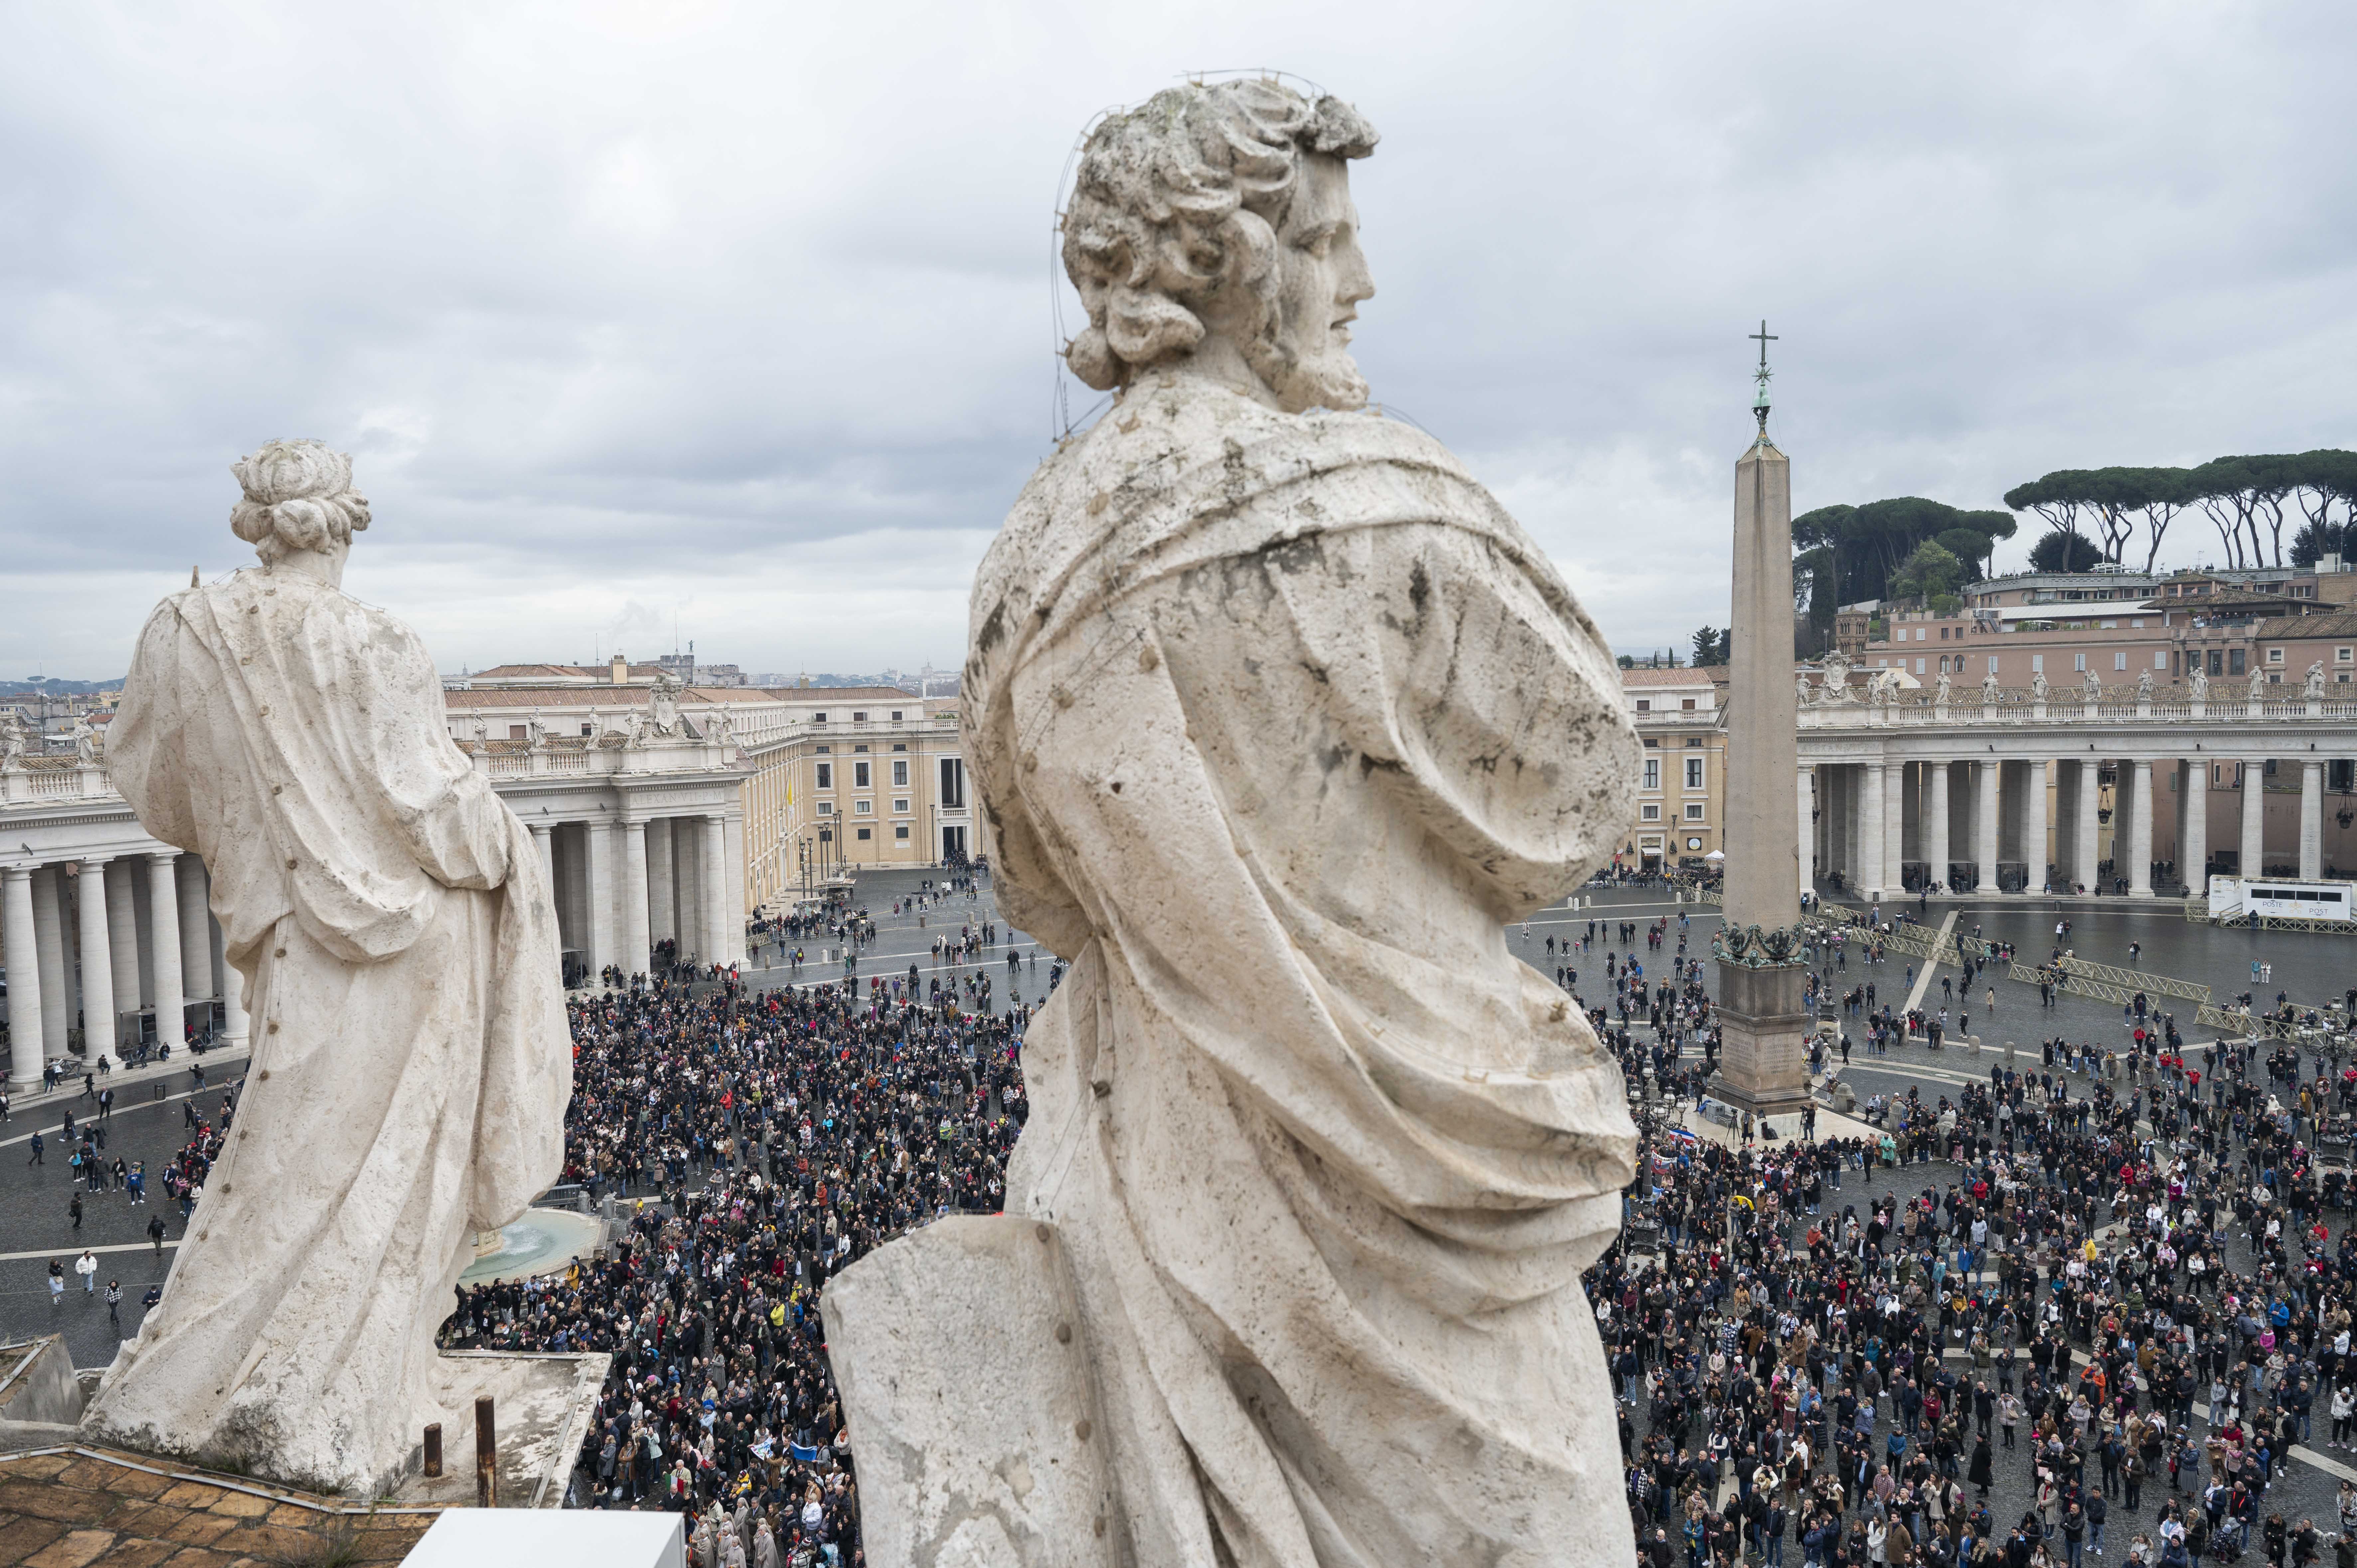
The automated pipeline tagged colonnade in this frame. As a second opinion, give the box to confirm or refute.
[0,850,244,1090]
[536,810,746,983]
[1802,751,2347,902]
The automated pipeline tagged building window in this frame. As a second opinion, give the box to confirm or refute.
[856,827,871,841]
[1685,757,1704,790]
[2339,648,2353,663]
[580,723,594,736]
[1643,759,1661,791]
[815,744,830,754]
[1680,697,1695,710]
[813,713,827,723]
[1684,802,1705,821]
[855,799,873,814]
[1635,699,1651,712]
[2114,652,2127,671]
[893,798,910,813]
[817,801,833,815]
[1915,659,1926,674]
[2268,648,2284,663]
[816,763,832,788]
[2230,648,2246,674]
[939,757,966,808]
[2032,655,2044,673]
[854,761,871,788]
[895,824,910,840]
[1641,803,1661,821]
[853,711,867,721]
[2073,654,2087,672]
[2154,650,2167,670]
[509,724,527,740]
[891,710,904,721]
[853,743,869,753]
[892,759,909,787]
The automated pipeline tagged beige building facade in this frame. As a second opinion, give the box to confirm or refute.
[1621,666,1729,868]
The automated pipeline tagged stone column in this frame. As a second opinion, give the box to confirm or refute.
[3,868,42,1088]
[2140,759,2159,891]
[703,813,729,966]
[2022,759,2050,894]
[2301,760,2324,881]
[723,813,747,965]
[104,861,139,1023]
[2242,760,2267,879]
[221,960,249,1049]
[530,821,554,886]
[176,855,214,1000]
[1859,762,1887,901]
[1977,760,2001,893]
[75,860,114,1057]
[2078,761,2103,891]
[648,818,677,944]
[146,852,185,1046]
[1898,762,1920,876]
[1928,760,1952,888]
[2183,760,2208,894]
[585,816,616,980]
[621,816,652,978]
[674,818,701,957]
[1840,766,1859,882]
[31,868,68,1064]
[1883,764,1904,895]
[1796,766,1815,904]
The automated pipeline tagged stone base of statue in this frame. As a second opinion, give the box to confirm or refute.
[78,1347,607,1506]
[821,1216,1116,1568]
[1709,959,1816,1119]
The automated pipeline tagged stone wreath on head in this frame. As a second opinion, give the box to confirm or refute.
[229,438,371,565]
[1061,77,1378,392]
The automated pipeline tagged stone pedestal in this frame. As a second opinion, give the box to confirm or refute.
[1709,959,1815,1119]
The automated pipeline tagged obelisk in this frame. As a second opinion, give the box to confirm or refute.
[1709,324,1813,1124]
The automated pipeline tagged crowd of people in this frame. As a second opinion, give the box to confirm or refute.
[434,883,1032,1564]
[1593,997,2357,1568]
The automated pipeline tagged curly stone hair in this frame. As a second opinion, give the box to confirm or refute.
[1061,78,1378,392]
[228,439,371,566]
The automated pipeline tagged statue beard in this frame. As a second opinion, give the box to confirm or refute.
[1244,329,1369,414]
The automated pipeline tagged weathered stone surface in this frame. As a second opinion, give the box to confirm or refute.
[834,76,1639,1568]
[81,441,574,1497]
[824,1218,1114,1568]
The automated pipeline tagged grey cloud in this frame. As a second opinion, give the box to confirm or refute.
[2,2,2351,675]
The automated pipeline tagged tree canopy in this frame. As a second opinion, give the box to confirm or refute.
[1792,498,2016,642]
[2003,451,2356,571]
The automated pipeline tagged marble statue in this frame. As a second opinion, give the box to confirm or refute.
[2249,666,2267,702]
[1796,670,1815,706]
[68,715,99,763]
[0,713,23,766]
[83,440,573,1495]
[830,78,1638,1568]
[2032,670,2049,702]
[1822,652,1851,698]
[2308,660,2327,699]
[2083,669,2103,702]
[2192,667,2210,701]
[1934,670,1952,705]
[2136,669,2155,702]
[1982,668,2001,702]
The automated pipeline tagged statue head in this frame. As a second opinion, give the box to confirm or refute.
[1062,78,1379,413]
[229,440,370,581]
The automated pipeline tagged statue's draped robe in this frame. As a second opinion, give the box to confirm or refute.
[966,381,1641,1567]
[85,569,570,1493]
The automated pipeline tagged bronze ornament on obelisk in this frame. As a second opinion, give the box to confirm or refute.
[1709,324,1814,1122]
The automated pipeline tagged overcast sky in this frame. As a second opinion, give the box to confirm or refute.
[4,3,2350,678]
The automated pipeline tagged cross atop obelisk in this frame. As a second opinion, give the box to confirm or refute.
[1749,320,1777,438]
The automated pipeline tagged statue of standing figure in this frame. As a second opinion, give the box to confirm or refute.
[83,441,572,1495]
[828,78,1638,1568]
